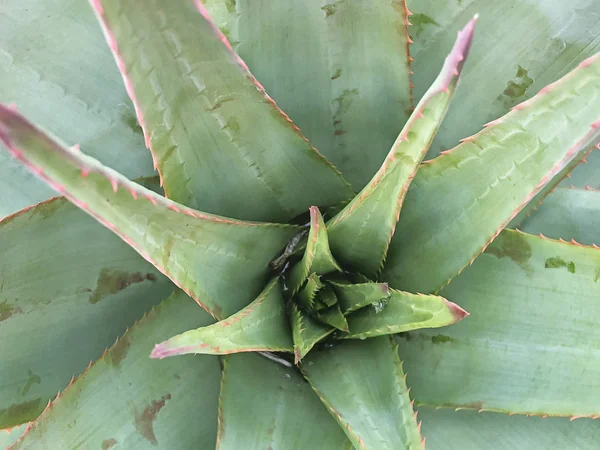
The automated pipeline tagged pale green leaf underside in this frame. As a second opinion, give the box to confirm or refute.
[342,289,466,340]
[151,278,292,358]
[0,0,155,218]
[384,53,600,294]
[216,353,351,450]
[12,291,220,449]
[0,197,173,429]
[518,188,600,246]
[206,0,412,190]
[419,407,600,450]
[302,338,423,450]
[0,106,300,319]
[327,16,476,276]
[409,0,600,174]
[92,0,352,222]
[399,230,600,417]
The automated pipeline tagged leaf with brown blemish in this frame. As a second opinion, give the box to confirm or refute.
[134,394,172,445]
[89,269,157,304]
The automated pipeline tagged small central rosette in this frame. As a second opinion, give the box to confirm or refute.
[279,206,391,362]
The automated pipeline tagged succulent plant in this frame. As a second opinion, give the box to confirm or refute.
[1,0,600,449]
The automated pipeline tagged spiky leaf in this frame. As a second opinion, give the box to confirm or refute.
[91,0,352,221]
[384,54,600,294]
[208,0,413,189]
[518,187,600,246]
[290,303,334,364]
[341,289,467,340]
[399,230,600,417]
[289,206,341,294]
[0,197,173,429]
[302,337,423,450]
[151,278,292,358]
[330,281,390,314]
[326,16,476,275]
[11,291,220,449]
[0,0,155,217]
[216,353,351,450]
[0,105,300,318]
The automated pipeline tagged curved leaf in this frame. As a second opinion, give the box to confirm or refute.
[384,53,600,294]
[0,197,173,429]
[518,187,600,246]
[398,230,600,417]
[209,0,413,190]
[91,0,352,221]
[151,278,292,358]
[11,291,220,449]
[216,353,351,450]
[326,16,476,276]
[289,206,341,294]
[290,303,334,364]
[330,281,390,314]
[0,0,155,218]
[341,289,467,340]
[302,337,423,450]
[0,105,300,319]
[409,0,600,167]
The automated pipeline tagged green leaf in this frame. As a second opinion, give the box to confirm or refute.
[302,337,423,450]
[315,303,349,332]
[408,0,600,165]
[91,0,352,222]
[330,281,390,314]
[398,230,600,417]
[418,407,600,450]
[384,53,600,294]
[341,289,466,340]
[151,278,292,358]
[289,206,341,294]
[11,291,220,449]
[295,273,323,311]
[326,16,476,276]
[208,0,413,190]
[0,0,155,218]
[216,353,352,450]
[0,105,300,319]
[0,197,174,429]
[0,424,27,449]
[518,187,600,247]
[290,303,334,364]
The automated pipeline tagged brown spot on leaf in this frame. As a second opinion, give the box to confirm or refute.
[321,3,336,17]
[334,129,346,136]
[30,198,66,220]
[0,397,42,428]
[331,68,342,80]
[108,334,131,367]
[134,394,172,445]
[486,232,532,268]
[102,438,118,450]
[0,300,22,322]
[21,369,41,395]
[89,269,157,304]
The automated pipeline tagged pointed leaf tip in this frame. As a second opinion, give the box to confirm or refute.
[446,300,469,321]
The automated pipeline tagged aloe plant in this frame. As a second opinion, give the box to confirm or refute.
[1,0,600,448]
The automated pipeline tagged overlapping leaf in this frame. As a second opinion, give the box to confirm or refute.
[91,0,352,222]
[0,196,173,429]
[10,291,221,449]
[326,16,476,275]
[205,0,413,190]
[216,353,351,450]
[398,230,600,417]
[0,0,155,218]
[384,53,600,294]
[151,278,293,358]
[0,105,300,318]
[302,338,423,450]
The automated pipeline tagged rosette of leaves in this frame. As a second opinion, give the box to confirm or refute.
[1,0,600,449]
